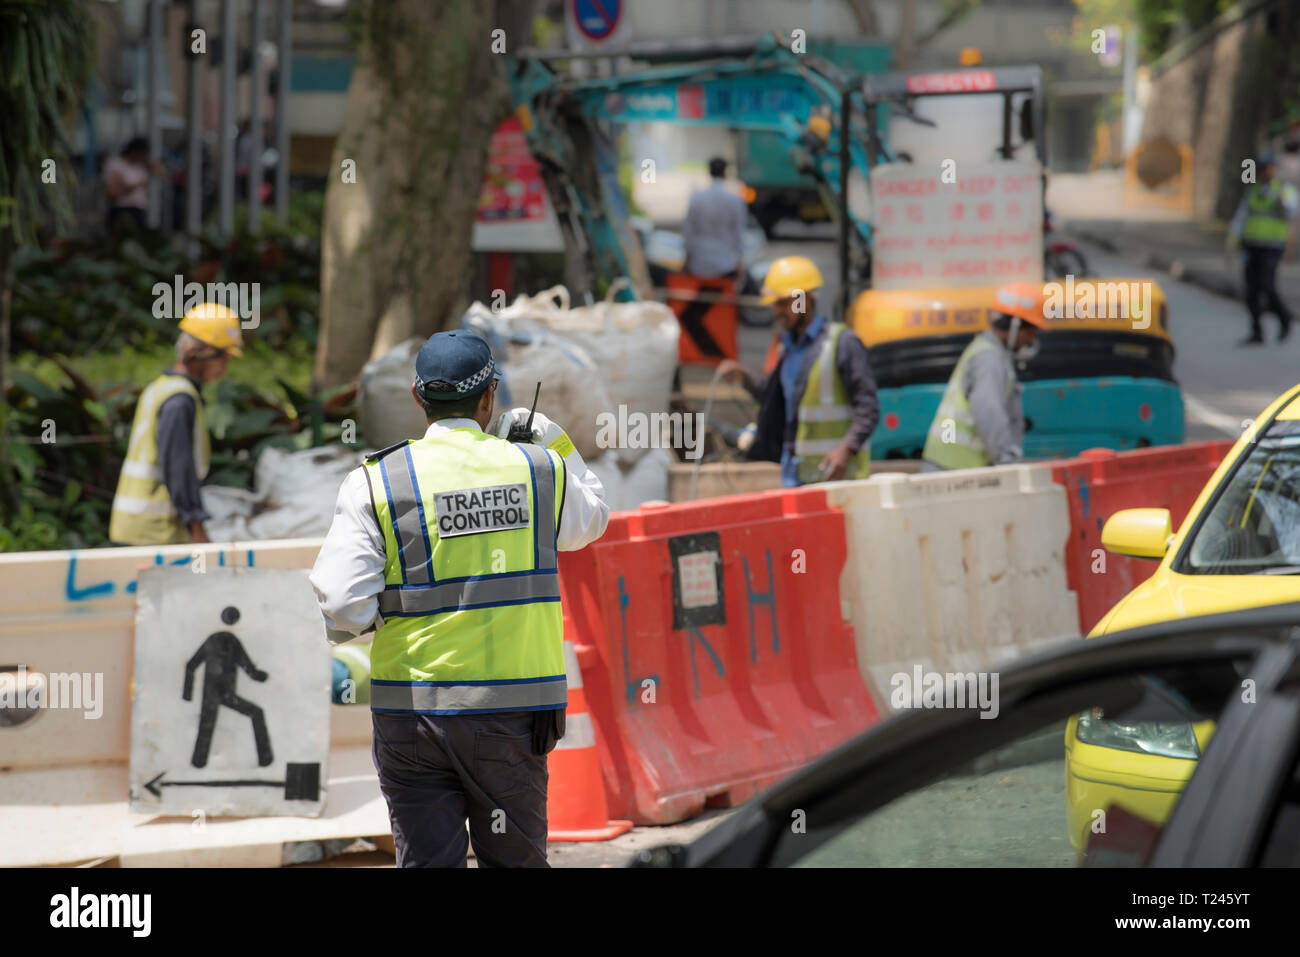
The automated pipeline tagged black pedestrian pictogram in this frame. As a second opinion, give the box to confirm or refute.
[182,606,273,768]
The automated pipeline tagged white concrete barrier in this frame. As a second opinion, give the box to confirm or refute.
[0,538,389,866]
[824,465,1080,710]
[0,539,330,770]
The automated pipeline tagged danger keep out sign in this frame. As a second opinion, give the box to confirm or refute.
[870,159,1043,290]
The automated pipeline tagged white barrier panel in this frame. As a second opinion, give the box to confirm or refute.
[0,538,396,865]
[824,465,1080,710]
[3,745,388,867]
[0,539,326,770]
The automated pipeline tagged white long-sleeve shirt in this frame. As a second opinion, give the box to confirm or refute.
[309,418,609,641]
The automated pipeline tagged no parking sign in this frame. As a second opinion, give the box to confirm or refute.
[569,0,623,46]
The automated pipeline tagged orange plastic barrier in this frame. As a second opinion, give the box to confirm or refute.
[558,487,880,825]
[547,638,633,842]
[1052,441,1235,634]
[666,272,740,365]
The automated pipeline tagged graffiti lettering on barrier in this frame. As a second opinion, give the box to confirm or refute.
[683,624,724,697]
[620,575,659,704]
[63,549,256,603]
[743,551,780,663]
[620,546,783,702]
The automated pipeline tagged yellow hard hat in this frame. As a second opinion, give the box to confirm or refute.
[179,302,244,357]
[760,256,824,305]
[806,113,832,144]
[993,282,1049,329]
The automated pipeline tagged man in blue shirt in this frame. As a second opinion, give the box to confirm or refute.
[718,257,878,485]
[682,157,747,280]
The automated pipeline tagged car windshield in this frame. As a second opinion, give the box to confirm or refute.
[1182,420,1300,574]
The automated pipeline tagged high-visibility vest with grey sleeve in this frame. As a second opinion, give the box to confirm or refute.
[921,333,1014,470]
[1242,182,1298,247]
[109,373,210,545]
[363,428,567,715]
[792,322,871,485]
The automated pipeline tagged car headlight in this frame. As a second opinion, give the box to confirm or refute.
[1075,709,1199,759]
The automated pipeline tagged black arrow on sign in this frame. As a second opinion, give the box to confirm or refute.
[142,762,320,801]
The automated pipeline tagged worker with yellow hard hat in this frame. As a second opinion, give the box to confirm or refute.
[922,282,1049,471]
[718,255,879,485]
[110,302,243,545]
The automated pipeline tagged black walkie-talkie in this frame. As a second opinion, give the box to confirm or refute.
[507,383,541,443]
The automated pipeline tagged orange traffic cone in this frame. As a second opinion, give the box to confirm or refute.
[546,638,633,842]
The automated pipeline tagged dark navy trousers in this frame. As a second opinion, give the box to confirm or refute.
[371,710,549,868]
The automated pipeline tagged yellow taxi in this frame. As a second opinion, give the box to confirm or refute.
[1065,382,1300,857]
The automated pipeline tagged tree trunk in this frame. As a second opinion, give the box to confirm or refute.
[896,0,916,69]
[314,0,534,390]
[844,0,879,37]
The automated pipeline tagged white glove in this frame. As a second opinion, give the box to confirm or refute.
[494,408,575,458]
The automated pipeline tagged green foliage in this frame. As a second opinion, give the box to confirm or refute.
[0,0,95,244]
[0,346,357,552]
[1133,0,1236,59]
[0,359,135,551]
[0,190,349,552]
[9,208,323,358]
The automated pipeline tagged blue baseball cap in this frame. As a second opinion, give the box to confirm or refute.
[414,330,502,401]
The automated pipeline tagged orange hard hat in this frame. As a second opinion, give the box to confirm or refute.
[992,282,1049,329]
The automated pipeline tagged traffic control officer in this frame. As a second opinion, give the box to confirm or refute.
[1228,150,1298,345]
[109,302,243,545]
[717,256,879,485]
[309,330,609,868]
[921,282,1048,471]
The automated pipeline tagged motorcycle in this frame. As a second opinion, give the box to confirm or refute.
[1043,208,1090,279]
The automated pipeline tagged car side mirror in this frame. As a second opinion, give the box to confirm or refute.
[1101,508,1172,560]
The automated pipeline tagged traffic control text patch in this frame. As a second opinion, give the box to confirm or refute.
[434,483,530,538]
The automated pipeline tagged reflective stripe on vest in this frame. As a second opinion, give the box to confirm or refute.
[364,431,566,714]
[1243,183,1296,247]
[370,675,566,713]
[109,374,210,545]
[792,322,871,484]
[921,334,1011,470]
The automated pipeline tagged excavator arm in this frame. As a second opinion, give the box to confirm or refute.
[507,33,882,306]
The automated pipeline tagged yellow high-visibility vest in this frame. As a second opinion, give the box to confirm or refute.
[792,322,871,485]
[109,373,210,545]
[922,334,1013,470]
[364,427,567,714]
[1243,181,1298,247]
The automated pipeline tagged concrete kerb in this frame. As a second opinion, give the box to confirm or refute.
[1073,226,1242,301]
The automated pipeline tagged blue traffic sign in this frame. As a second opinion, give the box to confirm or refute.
[573,0,621,42]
